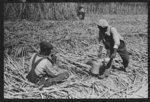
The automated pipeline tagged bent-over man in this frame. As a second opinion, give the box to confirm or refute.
[97,19,129,75]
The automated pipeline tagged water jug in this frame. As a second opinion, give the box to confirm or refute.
[90,59,104,75]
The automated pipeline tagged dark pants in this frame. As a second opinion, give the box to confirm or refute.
[78,12,85,20]
[105,40,129,68]
[37,72,69,87]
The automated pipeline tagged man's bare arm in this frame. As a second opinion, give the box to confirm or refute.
[44,68,56,78]
[45,61,56,77]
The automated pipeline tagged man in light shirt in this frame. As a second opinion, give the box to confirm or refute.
[26,41,69,87]
[97,19,129,75]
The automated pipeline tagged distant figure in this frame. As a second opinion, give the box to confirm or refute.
[26,41,69,87]
[77,6,85,20]
[97,19,129,75]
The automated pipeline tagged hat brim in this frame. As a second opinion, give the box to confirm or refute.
[97,25,108,28]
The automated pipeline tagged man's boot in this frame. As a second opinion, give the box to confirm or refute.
[98,68,111,79]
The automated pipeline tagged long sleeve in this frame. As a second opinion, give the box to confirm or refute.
[98,31,103,44]
[111,27,120,49]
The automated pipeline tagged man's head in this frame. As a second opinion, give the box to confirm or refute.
[97,19,109,32]
[79,5,84,9]
[39,41,53,56]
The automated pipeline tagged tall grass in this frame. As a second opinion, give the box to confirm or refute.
[84,2,147,15]
[4,2,147,21]
[4,3,78,20]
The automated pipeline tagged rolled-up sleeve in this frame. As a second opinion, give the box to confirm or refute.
[111,27,120,49]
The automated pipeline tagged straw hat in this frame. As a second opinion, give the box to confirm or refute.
[97,19,109,28]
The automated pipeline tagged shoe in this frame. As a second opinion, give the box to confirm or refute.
[98,68,110,79]
[98,74,108,79]
[122,68,127,72]
[89,71,99,77]
[119,66,127,72]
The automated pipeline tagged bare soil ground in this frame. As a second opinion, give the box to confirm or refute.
[4,15,148,98]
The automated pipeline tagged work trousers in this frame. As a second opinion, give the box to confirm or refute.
[37,71,69,87]
[78,12,85,20]
[104,40,129,68]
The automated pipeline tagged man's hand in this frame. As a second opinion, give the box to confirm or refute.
[110,48,117,59]
[98,44,103,58]
[45,68,56,78]
[103,57,110,65]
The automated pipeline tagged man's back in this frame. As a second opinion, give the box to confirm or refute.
[29,53,58,77]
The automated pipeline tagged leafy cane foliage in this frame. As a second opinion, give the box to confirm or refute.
[4,3,147,21]
[4,3,78,21]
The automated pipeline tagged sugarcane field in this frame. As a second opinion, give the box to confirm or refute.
[4,2,148,99]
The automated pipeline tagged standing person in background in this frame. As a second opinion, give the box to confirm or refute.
[77,6,86,20]
[97,19,129,77]
[26,41,69,87]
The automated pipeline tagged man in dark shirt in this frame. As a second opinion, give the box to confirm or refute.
[97,19,129,74]
[26,41,69,87]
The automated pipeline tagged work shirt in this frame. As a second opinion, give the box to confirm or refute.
[29,53,59,78]
[79,8,85,13]
[99,26,124,49]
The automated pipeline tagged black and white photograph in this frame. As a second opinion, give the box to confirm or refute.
[4,1,148,99]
